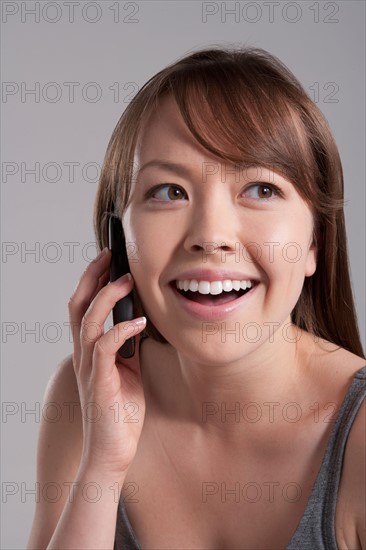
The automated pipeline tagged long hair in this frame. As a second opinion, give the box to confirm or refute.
[93,45,365,359]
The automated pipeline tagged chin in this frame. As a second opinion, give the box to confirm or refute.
[163,329,265,365]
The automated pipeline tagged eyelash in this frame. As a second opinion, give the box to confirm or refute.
[144,182,284,202]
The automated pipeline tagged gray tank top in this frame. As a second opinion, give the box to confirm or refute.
[114,364,366,550]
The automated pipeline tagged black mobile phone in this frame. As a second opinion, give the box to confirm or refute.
[108,214,135,358]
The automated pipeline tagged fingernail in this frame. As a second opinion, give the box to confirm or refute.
[134,316,146,325]
[95,247,109,260]
[116,272,132,284]
[92,247,109,263]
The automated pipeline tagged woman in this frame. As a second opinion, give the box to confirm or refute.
[27,46,365,550]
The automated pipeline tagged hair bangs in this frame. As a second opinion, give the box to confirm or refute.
[163,61,316,206]
[92,46,364,358]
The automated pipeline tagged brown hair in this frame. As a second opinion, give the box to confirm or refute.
[93,45,365,359]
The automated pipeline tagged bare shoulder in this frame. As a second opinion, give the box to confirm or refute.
[37,352,83,458]
[316,339,366,549]
[301,331,366,388]
[40,353,83,459]
[27,353,83,550]
[44,352,79,398]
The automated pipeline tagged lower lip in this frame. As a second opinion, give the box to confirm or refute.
[169,282,259,321]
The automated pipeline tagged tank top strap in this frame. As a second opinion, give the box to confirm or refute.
[286,364,366,549]
[114,365,366,550]
[114,495,142,550]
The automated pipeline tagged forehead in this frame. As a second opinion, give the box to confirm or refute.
[131,95,308,197]
[134,95,222,169]
[132,96,288,186]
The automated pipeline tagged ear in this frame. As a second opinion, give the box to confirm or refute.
[305,236,317,277]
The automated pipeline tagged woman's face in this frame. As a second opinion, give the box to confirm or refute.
[122,95,317,363]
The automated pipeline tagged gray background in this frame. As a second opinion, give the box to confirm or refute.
[1,1,365,548]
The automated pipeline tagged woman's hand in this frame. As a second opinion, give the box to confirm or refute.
[67,247,147,479]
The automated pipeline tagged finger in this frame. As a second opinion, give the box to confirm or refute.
[79,275,134,371]
[115,327,145,374]
[68,251,111,365]
[70,268,111,374]
[68,249,111,368]
[71,249,111,311]
[92,266,111,301]
[92,317,147,380]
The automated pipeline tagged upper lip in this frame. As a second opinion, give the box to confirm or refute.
[170,269,260,283]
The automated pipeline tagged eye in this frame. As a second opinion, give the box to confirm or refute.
[243,183,283,201]
[145,184,187,201]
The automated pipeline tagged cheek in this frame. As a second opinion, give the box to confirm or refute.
[123,212,174,288]
[251,214,314,280]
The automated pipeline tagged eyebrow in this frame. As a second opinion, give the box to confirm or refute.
[136,159,290,186]
[136,160,194,179]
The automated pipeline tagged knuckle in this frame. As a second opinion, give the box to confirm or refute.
[81,316,103,343]
[97,283,110,298]
[68,295,77,311]
[93,337,108,359]
[81,307,93,327]
[121,323,135,338]
[68,294,88,314]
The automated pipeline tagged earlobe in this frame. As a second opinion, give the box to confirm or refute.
[305,240,317,277]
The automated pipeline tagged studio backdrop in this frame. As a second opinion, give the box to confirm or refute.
[1,1,365,548]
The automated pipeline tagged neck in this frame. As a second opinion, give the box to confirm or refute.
[144,321,316,446]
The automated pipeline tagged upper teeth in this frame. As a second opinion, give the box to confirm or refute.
[175,279,253,295]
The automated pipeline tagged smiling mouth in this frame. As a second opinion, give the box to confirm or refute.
[170,282,256,306]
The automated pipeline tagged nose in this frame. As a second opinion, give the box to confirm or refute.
[182,191,239,257]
